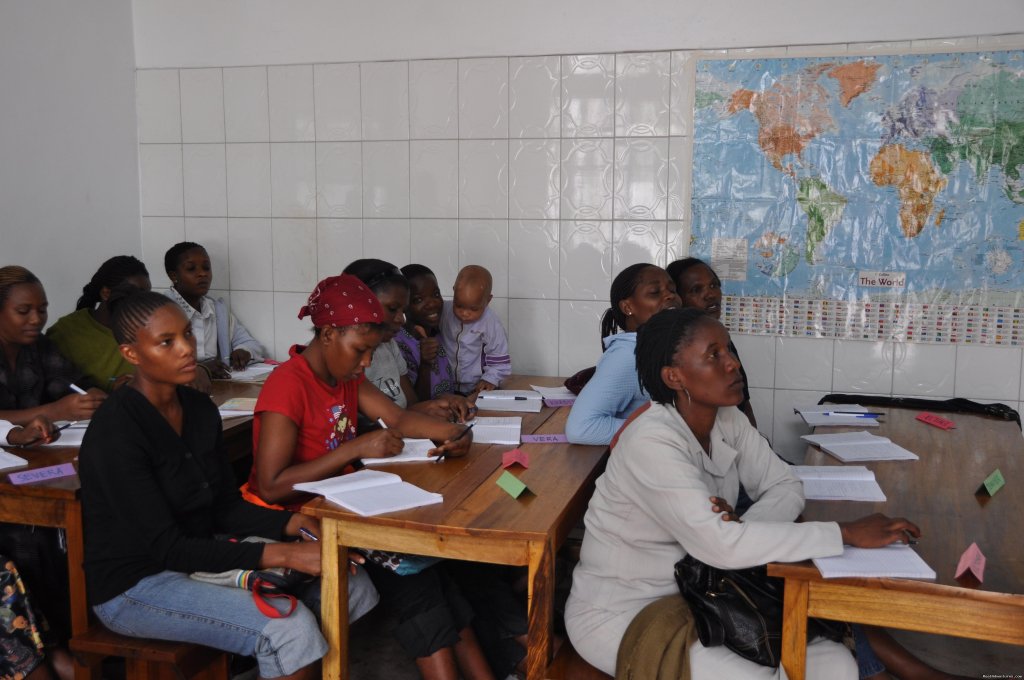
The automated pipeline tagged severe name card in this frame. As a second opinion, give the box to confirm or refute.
[476,390,543,413]
[792,465,886,502]
[916,412,955,430]
[472,417,523,445]
[8,463,76,485]
[955,542,986,583]
[496,470,529,499]
[521,433,568,444]
[502,448,529,469]
[801,431,919,462]
[813,544,936,580]
[294,469,442,516]
[795,405,881,428]
[363,438,436,465]
[530,384,577,408]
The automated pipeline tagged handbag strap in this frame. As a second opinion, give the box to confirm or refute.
[251,578,298,618]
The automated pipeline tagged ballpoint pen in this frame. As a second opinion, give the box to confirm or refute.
[822,411,884,417]
[300,527,362,567]
[69,383,88,395]
[435,421,475,463]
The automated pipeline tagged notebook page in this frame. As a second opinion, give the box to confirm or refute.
[799,478,886,502]
[792,465,875,481]
[472,417,523,445]
[39,428,87,447]
[529,385,576,399]
[799,412,880,427]
[363,438,436,465]
[294,469,400,495]
[802,431,888,447]
[477,390,541,400]
[0,449,28,471]
[813,545,936,579]
[325,482,442,516]
[823,441,918,462]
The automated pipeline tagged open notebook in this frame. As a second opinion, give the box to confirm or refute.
[801,431,918,462]
[813,544,936,580]
[294,469,442,516]
[471,417,522,445]
[792,465,886,502]
[363,438,436,465]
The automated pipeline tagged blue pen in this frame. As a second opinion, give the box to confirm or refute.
[298,527,319,541]
[435,421,475,463]
[822,411,883,418]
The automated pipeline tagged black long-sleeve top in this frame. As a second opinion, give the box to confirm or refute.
[80,385,291,604]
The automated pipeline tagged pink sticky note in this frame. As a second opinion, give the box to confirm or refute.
[8,463,76,485]
[502,448,530,469]
[955,542,986,582]
[916,412,955,430]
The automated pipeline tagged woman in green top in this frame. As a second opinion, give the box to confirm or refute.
[47,256,151,392]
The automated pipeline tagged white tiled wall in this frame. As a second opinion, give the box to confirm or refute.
[136,33,1024,459]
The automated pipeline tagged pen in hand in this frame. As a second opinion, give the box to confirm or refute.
[69,383,88,396]
[298,527,319,541]
[435,421,475,463]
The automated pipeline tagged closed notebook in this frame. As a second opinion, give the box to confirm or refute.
[813,544,936,580]
[475,391,543,413]
[293,469,442,516]
[471,417,523,445]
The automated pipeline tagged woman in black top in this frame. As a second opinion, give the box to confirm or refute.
[78,291,366,680]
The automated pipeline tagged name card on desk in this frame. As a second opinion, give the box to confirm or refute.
[521,433,568,444]
[496,470,530,499]
[502,449,529,469]
[916,412,955,430]
[8,463,76,485]
[955,542,986,583]
[543,398,575,408]
[977,468,1005,497]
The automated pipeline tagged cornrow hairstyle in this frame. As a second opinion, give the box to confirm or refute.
[76,255,150,310]
[343,258,409,295]
[400,263,435,282]
[164,241,205,275]
[109,290,176,345]
[0,266,41,308]
[600,263,658,346]
[636,307,715,405]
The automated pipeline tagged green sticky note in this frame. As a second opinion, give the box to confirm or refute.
[496,470,528,499]
[982,469,1005,496]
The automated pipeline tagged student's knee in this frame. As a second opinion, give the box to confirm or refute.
[254,604,328,678]
[348,566,379,622]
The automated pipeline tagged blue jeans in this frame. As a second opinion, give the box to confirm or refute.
[853,624,886,678]
[94,568,377,678]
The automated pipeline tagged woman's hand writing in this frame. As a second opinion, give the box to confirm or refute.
[431,424,473,459]
[51,390,105,420]
[358,428,405,459]
[839,513,921,548]
[6,416,56,446]
[229,349,252,371]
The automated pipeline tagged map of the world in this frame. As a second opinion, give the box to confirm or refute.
[691,51,1024,307]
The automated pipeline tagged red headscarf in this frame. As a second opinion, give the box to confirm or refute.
[298,274,384,327]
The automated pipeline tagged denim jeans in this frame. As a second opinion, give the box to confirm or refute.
[94,567,377,678]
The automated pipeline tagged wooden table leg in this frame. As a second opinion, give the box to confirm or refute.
[525,539,555,680]
[63,501,90,636]
[320,518,349,680]
[781,578,809,680]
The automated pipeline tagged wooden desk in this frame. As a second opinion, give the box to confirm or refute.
[768,407,1024,679]
[0,381,262,640]
[303,377,608,680]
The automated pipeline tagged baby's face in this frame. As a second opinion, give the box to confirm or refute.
[452,285,490,324]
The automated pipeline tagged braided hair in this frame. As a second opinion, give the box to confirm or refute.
[0,266,40,308]
[635,307,716,405]
[76,256,149,310]
[109,290,177,345]
[665,257,709,289]
[600,263,658,346]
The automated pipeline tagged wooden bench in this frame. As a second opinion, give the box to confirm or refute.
[70,627,230,680]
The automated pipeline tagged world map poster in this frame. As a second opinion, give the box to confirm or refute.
[690,51,1024,344]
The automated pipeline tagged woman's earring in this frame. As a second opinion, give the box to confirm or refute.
[684,388,692,406]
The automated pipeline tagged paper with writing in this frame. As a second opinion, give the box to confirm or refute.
[915,412,955,430]
[9,463,76,485]
[521,433,568,444]
[792,465,885,501]
[363,438,435,465]
[472,417,523,445]
[813,545,936,580]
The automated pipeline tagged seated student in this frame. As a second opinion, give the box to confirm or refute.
[78,291,368,680]
[47,255,151,392]
[0,266,106,644]
[667,257,757,427]
[244,274,499,680]
[163,242,264,378]
[565,307,921,677]
[342,259,472,422]
[0,266,106,424]
[394,264,458,402]
[440,265,510,394]
[0,555,74,680]
[565,263,680,445]
[0,417,57,447]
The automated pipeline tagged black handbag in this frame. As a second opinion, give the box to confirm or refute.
[674,554,845,668]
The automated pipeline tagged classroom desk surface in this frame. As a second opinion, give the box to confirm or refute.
[0,380,263,639]
[302,376,608,680]
[768,406,1024,680]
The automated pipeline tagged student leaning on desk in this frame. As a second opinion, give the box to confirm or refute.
[78,290,358,680]
[565,308,933,678]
